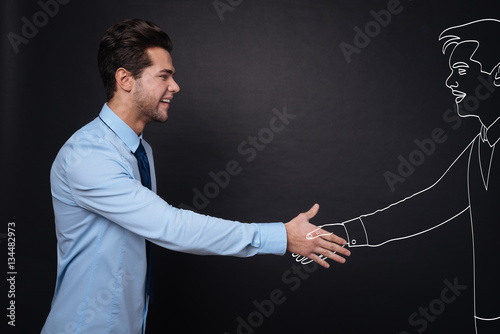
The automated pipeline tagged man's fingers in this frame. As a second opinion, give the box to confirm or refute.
[321,231,348,247]
[307,223,348,244]
[310,236,350,267]
[305,203,319,220]
[320,249,347,265]
[306,227,347,247]
[306,227,322,240]
[306,227,331,240]
[293,244,349,268]
[296,250,347,267]
[318,238,350,256]
[306,253,330,268]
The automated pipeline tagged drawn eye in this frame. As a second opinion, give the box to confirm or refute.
[458,69,467,75]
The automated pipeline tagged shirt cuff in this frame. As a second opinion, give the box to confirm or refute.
[255,222,287,255]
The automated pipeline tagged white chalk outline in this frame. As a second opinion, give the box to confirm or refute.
[293,18,500,333]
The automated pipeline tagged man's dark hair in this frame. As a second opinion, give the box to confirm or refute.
[98,19,173,101]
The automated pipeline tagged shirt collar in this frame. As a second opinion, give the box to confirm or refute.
[480,116,500,147]
[99,103,142,153]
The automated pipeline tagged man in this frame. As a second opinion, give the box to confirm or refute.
[302,18,500,333]
[41,19,350,334]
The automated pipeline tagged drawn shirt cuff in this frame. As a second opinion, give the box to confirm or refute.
[343,218,368,247]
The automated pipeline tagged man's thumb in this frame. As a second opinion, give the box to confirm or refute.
[306,203,319,219]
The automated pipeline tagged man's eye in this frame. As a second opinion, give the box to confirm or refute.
[458,69,467,75]
[160,75,167,80]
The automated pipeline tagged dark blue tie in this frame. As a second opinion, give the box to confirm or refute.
[134,141,152,191]
[133,140,154,302]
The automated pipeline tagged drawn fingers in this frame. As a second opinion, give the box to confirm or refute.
[320,230,348,247]
[306,227,327,240]
[306,224,340,240]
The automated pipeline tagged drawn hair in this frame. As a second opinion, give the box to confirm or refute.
[439,18,500,75]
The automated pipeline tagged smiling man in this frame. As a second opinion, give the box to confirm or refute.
[41,19,350,334]
[110,46,176,131]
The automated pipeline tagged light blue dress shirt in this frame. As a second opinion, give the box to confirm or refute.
[42,104,287,334]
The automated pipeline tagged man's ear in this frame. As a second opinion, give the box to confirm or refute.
[115,67,134,93]
[494,64,500,87]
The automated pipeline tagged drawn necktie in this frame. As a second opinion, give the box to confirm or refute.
[134,140,154,301]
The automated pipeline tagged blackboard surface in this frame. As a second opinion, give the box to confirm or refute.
[2,1,500,333]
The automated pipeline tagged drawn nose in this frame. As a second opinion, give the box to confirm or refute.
[445,72,458,89]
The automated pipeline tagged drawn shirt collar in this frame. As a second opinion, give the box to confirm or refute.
[480,116,500,148]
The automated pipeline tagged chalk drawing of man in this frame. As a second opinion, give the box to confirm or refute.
[298,18,500,333]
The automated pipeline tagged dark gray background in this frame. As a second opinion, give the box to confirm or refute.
[2,0,498,333]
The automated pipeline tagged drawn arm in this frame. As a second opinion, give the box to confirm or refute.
[299,137,476,262]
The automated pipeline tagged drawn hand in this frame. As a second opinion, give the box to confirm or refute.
[306,223,347,240]
[292,222,349,265]
[285,204,350,268]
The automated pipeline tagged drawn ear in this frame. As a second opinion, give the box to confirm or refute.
[494,64,500,87]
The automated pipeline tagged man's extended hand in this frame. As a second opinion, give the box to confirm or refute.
[306,222,347,241]
[285,204,350,268]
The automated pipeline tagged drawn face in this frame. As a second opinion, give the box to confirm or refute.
[445,42,483,118]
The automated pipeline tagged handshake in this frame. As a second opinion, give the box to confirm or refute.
[284,203,351,268]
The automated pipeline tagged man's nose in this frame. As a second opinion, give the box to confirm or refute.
[169,78,180,93]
